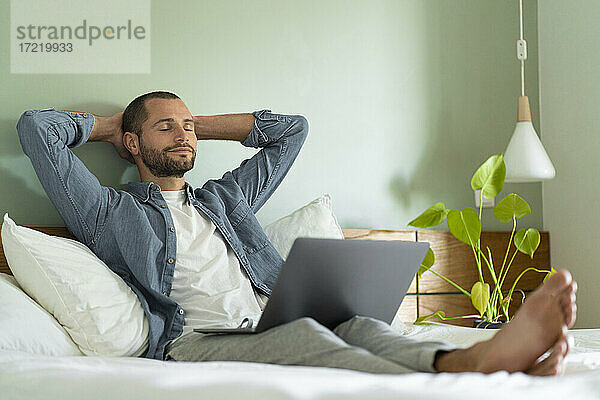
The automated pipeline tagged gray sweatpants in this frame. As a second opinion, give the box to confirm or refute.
[164,316,456,374]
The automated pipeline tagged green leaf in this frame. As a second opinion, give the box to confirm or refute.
[418,248,435,277]
[543,267,557,283]
[415,311,446,325]
[408,203,449,228]
[471,154,506,199]
[447,208,481,247]
[471,282,490,316]
[493,193,531,223]
[514,228,541,259]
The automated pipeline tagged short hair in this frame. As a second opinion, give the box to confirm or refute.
[122,91,181,137]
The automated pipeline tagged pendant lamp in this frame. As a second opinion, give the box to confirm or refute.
[503,0,555,183]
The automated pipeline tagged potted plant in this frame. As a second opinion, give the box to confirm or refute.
[408,154,555,327]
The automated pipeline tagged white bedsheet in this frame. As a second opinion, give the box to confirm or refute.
[2,321,600,400]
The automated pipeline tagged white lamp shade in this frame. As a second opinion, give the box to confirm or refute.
[504,121,556,183]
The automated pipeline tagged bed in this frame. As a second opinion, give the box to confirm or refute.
[1,321,600,400]
[1,198,600,400]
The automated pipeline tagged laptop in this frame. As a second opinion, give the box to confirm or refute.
[193,237,429,335]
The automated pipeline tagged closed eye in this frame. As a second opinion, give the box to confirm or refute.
[159,127,193,132]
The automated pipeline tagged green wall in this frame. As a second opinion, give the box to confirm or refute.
[539,0,599,328]
[0,0,541,233]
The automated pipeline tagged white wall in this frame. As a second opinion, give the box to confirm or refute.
[539,1,600,328]
[1,0,543,233]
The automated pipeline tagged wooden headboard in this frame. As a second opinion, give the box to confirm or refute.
[0,227,550,326]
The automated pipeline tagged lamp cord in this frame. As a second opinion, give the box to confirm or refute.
[519,0,525,96]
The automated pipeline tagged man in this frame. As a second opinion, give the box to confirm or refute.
[16,91,577,375]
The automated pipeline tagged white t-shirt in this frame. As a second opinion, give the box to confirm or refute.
[161,189,268,346]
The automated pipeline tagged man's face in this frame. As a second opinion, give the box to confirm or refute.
[137,98,197,178]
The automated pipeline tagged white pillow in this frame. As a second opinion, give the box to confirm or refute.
[263,194,344,259]
[1,213,149,357]
[0,272,83,356]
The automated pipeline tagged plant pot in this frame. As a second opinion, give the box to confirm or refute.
[473,319,506,329]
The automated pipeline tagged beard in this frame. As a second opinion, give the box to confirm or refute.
[139,138,196,178]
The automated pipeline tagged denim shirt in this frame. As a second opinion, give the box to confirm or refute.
[16,108,309,360]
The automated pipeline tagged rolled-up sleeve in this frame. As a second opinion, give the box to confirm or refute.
[16,108,115,248]
[229,109,309,214]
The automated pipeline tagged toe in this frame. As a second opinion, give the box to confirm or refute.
[561,295,577,327]
[528,343,564,376]
[568,304,577,328]
[546,340,567,376]
[544,269,572,293]
[559,286,577,327]
[560,290,575,308]
[557,336,568,356]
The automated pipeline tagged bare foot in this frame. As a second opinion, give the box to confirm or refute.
[526,333,569,376]
[435,269,577,373]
